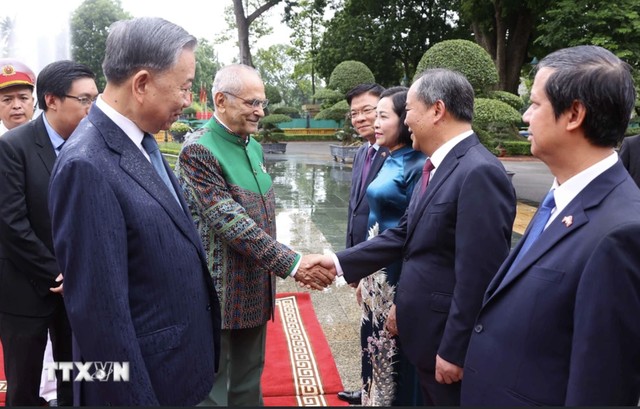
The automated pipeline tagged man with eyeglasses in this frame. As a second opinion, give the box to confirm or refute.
[176,64,334,406]
[0,58,36,136]
[0,60,97,406]
[337,83,387,405]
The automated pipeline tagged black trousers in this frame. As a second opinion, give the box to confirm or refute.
[0,304,73,406]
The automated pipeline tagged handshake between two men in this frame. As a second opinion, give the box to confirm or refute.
[293,254,339,291]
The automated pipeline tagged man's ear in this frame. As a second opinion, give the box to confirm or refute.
[44,93,58,112]
[131,70,151,104]
[213,92,226,114]
[433,100,446,122]
[566,100,586,131]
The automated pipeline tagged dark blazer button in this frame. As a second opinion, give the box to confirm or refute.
[474,324,484,333]
[206,304,211,311]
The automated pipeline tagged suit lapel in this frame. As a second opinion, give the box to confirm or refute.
[406,136,479,242]
[33,116,57,175]
[486,161,629,301]
[353,146,387,208]
[88,108,203,252]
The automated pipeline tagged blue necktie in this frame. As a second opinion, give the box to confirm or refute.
[141,134,182,206]
[502,189,556,282]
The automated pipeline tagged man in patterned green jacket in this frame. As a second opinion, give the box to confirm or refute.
[176,64,334,406]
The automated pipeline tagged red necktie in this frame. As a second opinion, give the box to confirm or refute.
[360,146,376,194]
[420,159,435,194]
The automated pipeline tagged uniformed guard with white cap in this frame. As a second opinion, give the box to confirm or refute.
[0,58,36,135]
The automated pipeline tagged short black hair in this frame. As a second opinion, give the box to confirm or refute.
[346,83,385,106]
[36,60,96,112]
[535,45,635,148]
[379,86,412,146]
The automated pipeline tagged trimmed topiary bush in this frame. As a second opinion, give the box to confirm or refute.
[473,98,522,152]
[328,61,376,94]
[264,84,282,105]
[314,100,350,121]
[490,90,525,111]
[272,106,301,118]
[415,40,498,96]
[258,114,293,143]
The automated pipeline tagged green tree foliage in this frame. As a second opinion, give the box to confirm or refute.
[316,0,467,86]
[315,100,349,121]
[193,38,221,110]
[415,40,498,96]
[253,44,311,108]
[536,0,640,74]
[460,0,551,93]
[70,0,131,91]
[284,0,327,100]
[328,60,375,94]
[0,17,13,57]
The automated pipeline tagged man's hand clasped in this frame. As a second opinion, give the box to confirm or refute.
[295,254,338,290]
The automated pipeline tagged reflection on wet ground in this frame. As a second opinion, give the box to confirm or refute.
[266,159,352,252]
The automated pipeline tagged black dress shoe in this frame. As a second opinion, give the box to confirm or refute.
[337,390,362,404]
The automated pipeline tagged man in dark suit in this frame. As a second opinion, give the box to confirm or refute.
[462,45,640,406]
[0,60,97,406]
[618,133,640,187]
[307,69,516,405]
[338,83,386,405]
[48,18,221,406]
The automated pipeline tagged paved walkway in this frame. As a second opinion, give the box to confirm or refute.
[268,141,540,399]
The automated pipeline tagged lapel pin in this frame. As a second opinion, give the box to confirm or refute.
[562,215,573,227]
[381,152,387,158]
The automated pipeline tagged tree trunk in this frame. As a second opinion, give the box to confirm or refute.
[233,0,253,66]
[232,0,282,67]
[472,2,536,94]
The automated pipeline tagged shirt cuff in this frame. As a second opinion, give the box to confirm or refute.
[289,253,302,276]
[330,253,345,277]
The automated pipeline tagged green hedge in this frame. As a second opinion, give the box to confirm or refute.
[490,91,525,111]
[501,141,532,156]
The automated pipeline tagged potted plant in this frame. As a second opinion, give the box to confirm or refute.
[169,121,192,143]
[258,114,292,154]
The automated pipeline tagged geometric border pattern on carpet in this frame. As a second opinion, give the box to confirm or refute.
[262,293,348,406]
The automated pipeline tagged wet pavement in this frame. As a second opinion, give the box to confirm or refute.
[265,141,544,398]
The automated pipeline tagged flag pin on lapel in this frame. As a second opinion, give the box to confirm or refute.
[562,215,573,227]
[381,152,387,158]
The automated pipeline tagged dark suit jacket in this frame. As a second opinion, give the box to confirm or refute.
[337,134,516,371]
[48,106,221,406]
[619,134,640,187]
[0,116,62,316]
[462,161,640,406]
[345,144,388,247]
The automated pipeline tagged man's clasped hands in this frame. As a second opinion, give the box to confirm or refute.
[293,254,338,290]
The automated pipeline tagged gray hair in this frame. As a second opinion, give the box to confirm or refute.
[212,64,262,96]
[102,17,197,85]
[413,68,474,123]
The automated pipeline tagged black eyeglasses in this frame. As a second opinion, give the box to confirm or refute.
[223,92,269,110]
[65,94,98,106]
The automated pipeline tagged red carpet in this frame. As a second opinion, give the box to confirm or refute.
[0,342,6,406]
[262,293,348,406]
